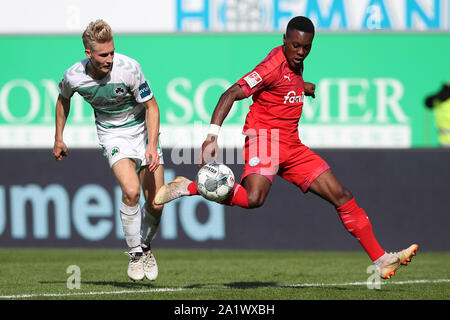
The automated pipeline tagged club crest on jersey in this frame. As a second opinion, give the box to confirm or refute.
[111,147,120,157]
[283,90,304,104]
[244,71,262,88]
[115,86,126,96]
[249,157,260,167]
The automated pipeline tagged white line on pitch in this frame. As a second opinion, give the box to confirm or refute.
[282,279,450,288]
[0,279,448,299]
[0,287,183,299]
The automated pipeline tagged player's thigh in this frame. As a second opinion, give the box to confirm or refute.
[139,164,165,211]
[308,169,352,207]
[111,158,141,204]
[279,145,329,192]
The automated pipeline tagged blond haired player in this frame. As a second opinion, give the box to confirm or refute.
[53,20,163,281]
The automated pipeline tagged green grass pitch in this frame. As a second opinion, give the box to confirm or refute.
[0,248,448,300]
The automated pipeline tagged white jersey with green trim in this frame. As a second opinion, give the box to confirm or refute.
[58,52,153,135]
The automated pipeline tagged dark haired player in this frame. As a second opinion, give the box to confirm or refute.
[156,16,418,279]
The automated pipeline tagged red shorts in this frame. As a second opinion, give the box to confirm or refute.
[241,133,330,192]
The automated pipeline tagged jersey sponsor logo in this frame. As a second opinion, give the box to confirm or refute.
[283,90,304,104]
[138,81,151,99]
[244,71,262,88]
[283,74,291,81]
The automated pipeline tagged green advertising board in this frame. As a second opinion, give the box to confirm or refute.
[0,33,448,148]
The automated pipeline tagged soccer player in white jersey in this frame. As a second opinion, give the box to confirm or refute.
[53,20,163,281]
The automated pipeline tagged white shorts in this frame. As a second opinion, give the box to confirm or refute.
[98,127,164,170]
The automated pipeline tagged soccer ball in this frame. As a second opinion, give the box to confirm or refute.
[196,162,235,202]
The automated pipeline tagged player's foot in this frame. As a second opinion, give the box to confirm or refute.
[142,249,158,281]
[125,251,145,281]
[397,244,419,265]
[154,176,192,205]
[376,244,419,279]
[376,254,401,279]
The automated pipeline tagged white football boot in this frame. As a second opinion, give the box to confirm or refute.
[154,176,192,205]
[376,244,419,279]
[142,249,158,281]
[125,251,145,281]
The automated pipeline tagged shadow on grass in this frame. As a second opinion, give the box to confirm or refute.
[38,280,355,292]
[39,280,282,291]
[181,281,279,290]
[224,281,279,289]
[223,282,348,291]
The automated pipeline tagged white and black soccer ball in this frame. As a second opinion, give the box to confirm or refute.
[196,162,235,202]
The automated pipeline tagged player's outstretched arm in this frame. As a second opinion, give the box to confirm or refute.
[143,97,161,172]
[209,84,247,126]
[53,94,71,161]
[200,84,246,165]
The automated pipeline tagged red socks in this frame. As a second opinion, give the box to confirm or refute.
[220,184,249,208]
[187,182,249,208]
[337,198,385,261]
[187,181,198,195]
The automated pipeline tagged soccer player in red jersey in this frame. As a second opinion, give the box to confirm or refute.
[155,16,418,279]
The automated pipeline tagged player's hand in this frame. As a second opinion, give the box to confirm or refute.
[145,146,160,173]
[53,140,68,161]
[199,135,219,166]
[304,82,316,98]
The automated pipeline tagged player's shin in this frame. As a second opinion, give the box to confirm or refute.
[120,202,143,253]
[220,184,249,208]
[337,198,385,262]
[140,206,161,248]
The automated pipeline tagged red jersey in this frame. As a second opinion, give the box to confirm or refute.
[236,46,305,141]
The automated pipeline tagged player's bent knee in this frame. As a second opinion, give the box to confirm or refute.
[122,187,141,206]
[247,192,266,209]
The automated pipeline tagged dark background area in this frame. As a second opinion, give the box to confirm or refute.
[0,148,448,252]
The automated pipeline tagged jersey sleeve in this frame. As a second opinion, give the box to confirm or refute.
[57,71,74,99]
[126,60,154,103]
[236,62,276,98]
